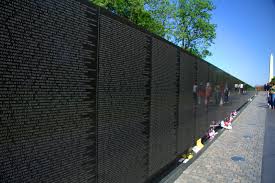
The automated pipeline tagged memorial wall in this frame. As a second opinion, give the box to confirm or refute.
[0,1,254,182]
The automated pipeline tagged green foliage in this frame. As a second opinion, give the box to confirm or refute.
[90,0,165,36]
[144,0,176,40]
[175,0,216,58]
[90,0,217,59]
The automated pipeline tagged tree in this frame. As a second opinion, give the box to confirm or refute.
[144,0,176,40]
[175,0,216,58]
[270,76,275,85]
[89,0,165,36]
[90,0,217,59]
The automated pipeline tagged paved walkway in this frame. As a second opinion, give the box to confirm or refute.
[174,92,274,183]
[261,93,275,183]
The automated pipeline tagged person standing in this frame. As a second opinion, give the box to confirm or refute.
[193,82,198,104]
[234,83,238,92]
[220,83,225,105]
[197,82,204,105]
[224,86,229,103]
[269,83,275,109]
[266,83,271,107]
[214,84,221,105]
[205,82,212,106]
[266,83,271,91]
[239,83,244,94]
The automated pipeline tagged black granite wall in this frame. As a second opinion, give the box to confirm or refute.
[97,14,150,183]
[0,0,98,182]
[0,1,254,182]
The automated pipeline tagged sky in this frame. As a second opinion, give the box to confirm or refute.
[205,0,275,86]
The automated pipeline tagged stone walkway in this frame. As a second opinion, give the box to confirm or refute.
[261,93,275,183]
[174,92,267,183]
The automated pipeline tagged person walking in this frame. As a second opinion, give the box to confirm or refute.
[269,83,275,109]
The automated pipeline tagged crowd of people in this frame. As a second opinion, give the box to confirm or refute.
[192,82,245,108]
[264,82,275,109]
[193,82,229,107]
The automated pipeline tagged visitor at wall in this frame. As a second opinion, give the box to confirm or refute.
[266,83,271,107]
[269,83,275,109]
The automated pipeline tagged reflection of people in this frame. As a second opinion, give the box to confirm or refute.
[197,82,204,104]
[240,83,244,94]
[224,86,229,103]
[214,84,221,105]
[205,82,212,105]
[234,83,238,92]
[193,82,198,104]
[220,83,224,105]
